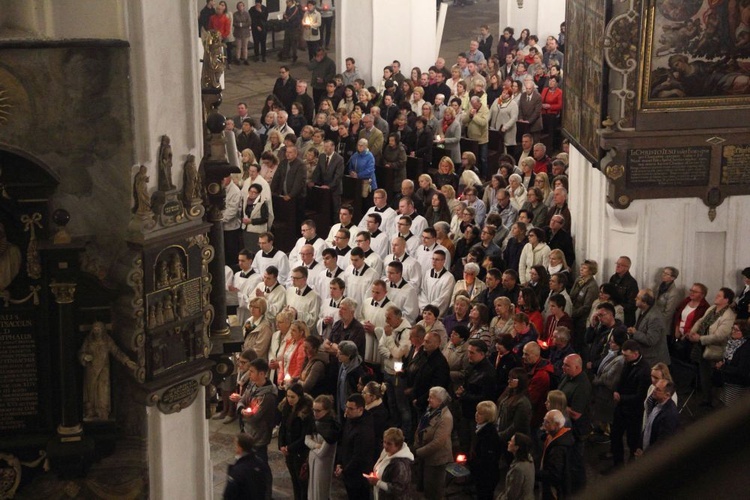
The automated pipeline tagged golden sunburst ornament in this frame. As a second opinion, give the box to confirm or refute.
[0,88,11,124]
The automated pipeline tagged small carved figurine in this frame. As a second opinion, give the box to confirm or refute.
[154,299,164,326]
[133,165,152,215]
[78,321,137,421]
[177,288,189,318]
[156,261,170,289]
[148,304,157,329]
[183,154,203,203]
[158,135,175,192]
[169,254,186,283]
[163,296,175,324]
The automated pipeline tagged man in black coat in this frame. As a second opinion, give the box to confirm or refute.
[608,340,651,470]
[547,214,575,267]
[236,118,263,160]
[311,140,344,215]
[538,409,576,499]
[407,330,450,414]
[423,68,451,104]
[223,433,271,500]
[308,48,336,107]
[476,268,505,319]
[609,256,640,327]
[335,394,375,500]
[273,66,297,111]
[295,80,316,125]
[198,0,215,33]
[638,379,680,454]
[270,145,307,227]
[456,340,498,452]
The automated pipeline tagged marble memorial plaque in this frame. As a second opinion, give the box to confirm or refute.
[626,147,711,188]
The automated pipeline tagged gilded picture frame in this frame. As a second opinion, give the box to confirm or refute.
[639,0,750,111]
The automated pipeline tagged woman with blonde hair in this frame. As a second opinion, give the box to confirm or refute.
[519,156,536,188]
[363,381,390,461]
[278,320,309,387]
[410,86,426,115]
[441,185,461,216]
[490,296,516,338]
[469,400,503,499]
[263,129,283,159]
[367,427,413,500]
[421,102,440,132]
[534,171,554,207]
[571,259,600,336]
[243,297,273,359]
[643,362,678,428]
[547,248,571,284]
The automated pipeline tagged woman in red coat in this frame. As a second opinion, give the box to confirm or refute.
[209,1,232,65]
[541,76,563,150]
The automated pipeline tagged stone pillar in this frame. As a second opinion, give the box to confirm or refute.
[336,0,439,84]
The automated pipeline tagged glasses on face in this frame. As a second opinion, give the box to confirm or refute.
[291,276,303,281]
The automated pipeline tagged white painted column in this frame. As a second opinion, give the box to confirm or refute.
[147,391,212,500]
[336,0,438,85]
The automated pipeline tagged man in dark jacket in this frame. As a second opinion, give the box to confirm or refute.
[547,214,575,267]
[308,48,336,107]
[476,268,504,319]
[280,0,302,62]
[585,302,628,370]
[198,0,215,33]
[270,145,307,227]
[273,66,297,111]
[538,409,575,499]
[311,140,344,215]
[609,256,640,326]
[638,379,680,454]
[237,358,278,498]
[236,118,262,160]
[407,331,450,414]
[223,433,271,500]
[456,340,498,452]
[335,394,375,499]
[607,340,651,470]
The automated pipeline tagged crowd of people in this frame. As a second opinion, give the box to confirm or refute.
[204,2,750,499]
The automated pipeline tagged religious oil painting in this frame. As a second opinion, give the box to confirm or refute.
[641,0,750,109]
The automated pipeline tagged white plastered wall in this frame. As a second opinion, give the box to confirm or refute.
[498,0,566,43]
[568,146,750,299]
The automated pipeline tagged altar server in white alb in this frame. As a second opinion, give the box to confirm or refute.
[228,249,263,326]
[325,204,358,248]
[251,232,290,285]
[354,231,384,277]
[313,248,346,301]
[343,247,378,317]
[331,227,353,270]
[252,265,286,326]
[384,260,419,324]
[392,197,427,240]
[393,215,421,257]
[382,235,423,290]
[358,188,397,237]
[414,227,452,273]
[359,280,391,374]
[363,212,390,259]
[418,249,455,317]
[287,244,324,288]
[288,219,328,270]
[286,266,321,335]
[317,277,345,340]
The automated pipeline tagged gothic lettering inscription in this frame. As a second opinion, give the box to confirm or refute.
[0,312,38,431]
[626,147,711,188]
[721,145,750,185]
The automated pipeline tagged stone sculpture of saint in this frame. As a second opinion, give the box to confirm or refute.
[78,321,137,421]
[157,260,170,288]
[158,135,175,191]
[132,165,152,216]
[163,295,175,323]
[154,299,164,325]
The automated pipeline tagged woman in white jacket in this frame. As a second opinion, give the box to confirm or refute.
[518,227,550,283]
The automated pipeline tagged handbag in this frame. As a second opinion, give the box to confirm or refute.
[361,179,372,198]
[299,461,309,481]
[311,28,319,37]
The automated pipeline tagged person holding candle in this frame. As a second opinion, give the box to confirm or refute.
[301,0,322,61]
[366,427,414,500]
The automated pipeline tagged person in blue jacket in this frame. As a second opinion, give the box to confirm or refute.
[347,139,378,205]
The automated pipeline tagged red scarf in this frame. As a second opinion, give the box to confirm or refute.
[442,115,454,134]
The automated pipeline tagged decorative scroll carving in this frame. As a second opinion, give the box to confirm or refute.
[603,0,640,131]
